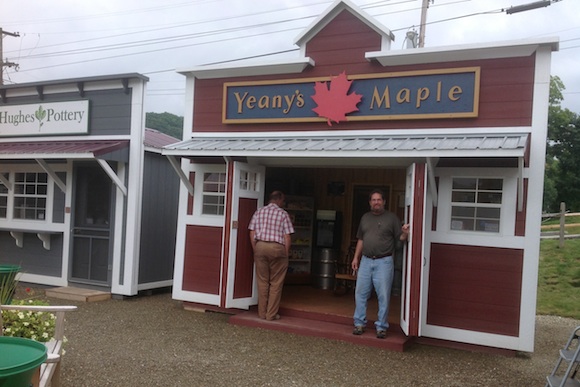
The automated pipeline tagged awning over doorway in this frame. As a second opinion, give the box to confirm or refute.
[162,133,529,159]
[0,140,130,195]
[0,140,129,161]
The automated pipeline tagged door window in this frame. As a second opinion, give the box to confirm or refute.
[239,169,259,192]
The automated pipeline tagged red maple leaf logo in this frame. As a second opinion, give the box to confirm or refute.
[312,71,362,126]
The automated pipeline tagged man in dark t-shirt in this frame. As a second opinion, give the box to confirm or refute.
[351,189,409,339]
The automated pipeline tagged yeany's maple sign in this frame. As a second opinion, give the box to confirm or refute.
[222,67,480,125]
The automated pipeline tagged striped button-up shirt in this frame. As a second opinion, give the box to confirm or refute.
[248,203,294,245]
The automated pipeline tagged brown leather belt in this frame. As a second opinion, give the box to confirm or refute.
[366,253,392,259]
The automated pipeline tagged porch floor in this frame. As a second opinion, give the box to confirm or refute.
[229,285,412,352]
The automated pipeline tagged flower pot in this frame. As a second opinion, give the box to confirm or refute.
[0,336,47,387]
[0,265,21,304]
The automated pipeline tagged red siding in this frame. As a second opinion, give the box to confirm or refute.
[190,11,535,134]
[182,225,223,294]
[233,198,257,298]
[427,243,523,336]
[304,11,382,67]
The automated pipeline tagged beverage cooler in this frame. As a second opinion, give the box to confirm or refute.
[313,210,342,289]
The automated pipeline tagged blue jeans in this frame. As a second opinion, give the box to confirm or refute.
[353,255,394,331]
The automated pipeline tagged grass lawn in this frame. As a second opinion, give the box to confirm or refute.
[538,238,580,319]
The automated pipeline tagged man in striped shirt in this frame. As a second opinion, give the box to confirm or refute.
[249,191,295,321]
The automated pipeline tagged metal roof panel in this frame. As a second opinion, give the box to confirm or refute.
[163,133,529,158]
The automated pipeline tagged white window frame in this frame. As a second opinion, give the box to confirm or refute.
[0,166,57,227]
[450,177,503,233]
[191,164,227,227]
[238,168,259,193]
[436,168,518,239]
[13,171,49,221]
[201,170,227,216]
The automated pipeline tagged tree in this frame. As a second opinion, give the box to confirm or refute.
[145,112,183,140]
[545,76,580,212]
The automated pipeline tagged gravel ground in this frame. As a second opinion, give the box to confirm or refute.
[14,288,580,386]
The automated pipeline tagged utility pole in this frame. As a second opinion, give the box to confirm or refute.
[418,0,432,48]
[1,28,20,86]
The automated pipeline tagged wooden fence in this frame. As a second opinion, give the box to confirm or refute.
[541,203,580,247]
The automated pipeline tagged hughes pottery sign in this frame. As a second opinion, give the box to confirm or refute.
[0,100,89,136]
[223,67,480,126]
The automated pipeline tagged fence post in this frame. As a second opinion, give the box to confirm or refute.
[559,202,566,248]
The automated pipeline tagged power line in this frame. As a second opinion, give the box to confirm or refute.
[2,0,577,84]
[1,28,20,85]
[3,1,328,56]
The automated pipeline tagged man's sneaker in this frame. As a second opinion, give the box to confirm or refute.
[376,330,387,339]
[352,326,365,335]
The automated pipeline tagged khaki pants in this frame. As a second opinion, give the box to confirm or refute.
[254,241,288,320]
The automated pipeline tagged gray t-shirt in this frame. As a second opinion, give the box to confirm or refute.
[356,210,402,258]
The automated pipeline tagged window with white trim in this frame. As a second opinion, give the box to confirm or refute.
[202,172,226,215]
[239,169,258,192]
[13,172,48,220]
[450,177,503,233]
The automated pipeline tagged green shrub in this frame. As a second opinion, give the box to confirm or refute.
[2,299,56,342]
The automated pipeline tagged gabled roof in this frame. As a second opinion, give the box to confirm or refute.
[177,0,395,80]
[294,0,394,48]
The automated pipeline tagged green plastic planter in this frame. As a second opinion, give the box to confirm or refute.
[0,336,47,387]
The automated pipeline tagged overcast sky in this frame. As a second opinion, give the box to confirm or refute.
[1,0,578,116]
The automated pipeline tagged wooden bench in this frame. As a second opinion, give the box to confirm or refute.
[334,273,357,295]
[335,273,357,282]
[0,304,77,387]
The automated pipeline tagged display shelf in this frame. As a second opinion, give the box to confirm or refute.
[285,196,314,283]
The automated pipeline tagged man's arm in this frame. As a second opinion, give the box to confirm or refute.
[249,230,256,251]
[284,234,292,257]
[400,224,410,241]
[351,239,364,272]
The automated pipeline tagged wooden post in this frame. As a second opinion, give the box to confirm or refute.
[559,202,566,248]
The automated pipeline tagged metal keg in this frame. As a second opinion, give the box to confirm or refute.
[314,248,336,290]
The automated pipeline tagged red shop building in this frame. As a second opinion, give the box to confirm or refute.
[163,0,557,352]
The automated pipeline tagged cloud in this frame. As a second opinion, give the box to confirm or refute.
[1,0,578,115]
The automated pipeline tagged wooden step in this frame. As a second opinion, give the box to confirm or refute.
[229,310,413,352]
[45,287,111,302]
